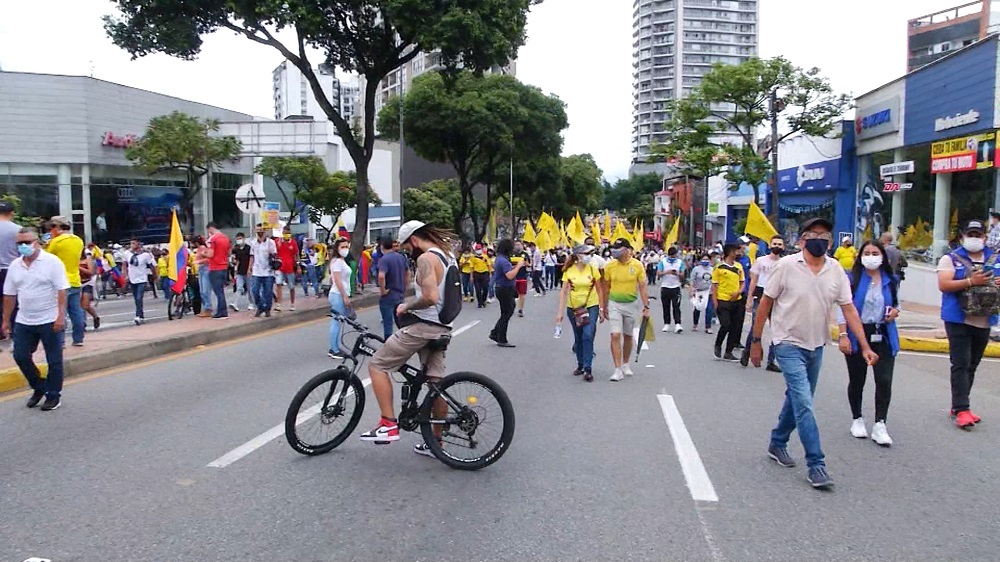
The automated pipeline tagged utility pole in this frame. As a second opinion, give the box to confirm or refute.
[768,88,783,219]
[398,70,406,222]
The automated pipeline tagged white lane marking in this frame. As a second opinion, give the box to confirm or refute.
[899,350,1000,363]
[208,378,373,468]
[657,394,719,503]
[645,364,655,368]
[206,321,478,469]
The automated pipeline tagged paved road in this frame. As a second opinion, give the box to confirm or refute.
[2,287,999,562]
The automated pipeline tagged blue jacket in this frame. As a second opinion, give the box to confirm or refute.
[941,247,999,327]
[847,269,900,357]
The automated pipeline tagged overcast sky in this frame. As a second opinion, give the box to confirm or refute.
[0,0,965,181]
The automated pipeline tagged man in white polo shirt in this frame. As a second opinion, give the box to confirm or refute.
[3,227,69,411]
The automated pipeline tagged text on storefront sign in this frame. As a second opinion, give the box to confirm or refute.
[934,110,980,132]
[879,161,915,178]
[101,131,139,148]
[930,130,997,174]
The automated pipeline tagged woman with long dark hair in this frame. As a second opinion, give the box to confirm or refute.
[327,237,353,358]
[489,239,527,347]
[837,239,900,446]
[555,244,603,381]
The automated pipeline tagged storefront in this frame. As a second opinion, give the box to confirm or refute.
[767,121,857,246]
[0,71,254,243]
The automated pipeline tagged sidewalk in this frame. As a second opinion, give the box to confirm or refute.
[0,286,383,393]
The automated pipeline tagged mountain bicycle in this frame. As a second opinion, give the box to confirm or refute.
[284,314,515,470]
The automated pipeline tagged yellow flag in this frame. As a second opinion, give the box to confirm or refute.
[558,219,568,247]
[745,202,778,241]
[535,229,553,252]
[613,219,631,243]
[747,240,759,265]
[487,207,497,243]
[633,220,645,250]
[663,218,679,248]
[522,221,537,243]
[538,212,557,234]
[590,219,601,245]
[567,212,586,244]
[603,210,611,240]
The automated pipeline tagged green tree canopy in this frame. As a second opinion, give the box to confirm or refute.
[402,179,482,238]
[298,171,382,243]
[255,156,329,219]
[104,0,538,256]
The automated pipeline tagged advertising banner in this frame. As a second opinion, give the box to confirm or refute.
[261,202,281,229]
[930,131,998,174]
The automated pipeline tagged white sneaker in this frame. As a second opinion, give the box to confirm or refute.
[621,364,634,377]
[674,324,683,334]
[133,316,141,326]
[229,303,238,312]
[662,325,670,333]
[850,417,868,439]
[609,368,624,382]
[871,422,893,447]
[248,304,256,311]
[705,328,713,334]
[275,303,282,311]
[290,305,296,311]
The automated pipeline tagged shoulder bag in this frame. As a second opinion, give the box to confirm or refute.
[571,267,596,326]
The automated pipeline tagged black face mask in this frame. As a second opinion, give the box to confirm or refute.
[804,239,828,257]
[770,246,783,255]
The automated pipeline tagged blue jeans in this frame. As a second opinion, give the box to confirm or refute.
[198,267,212,313]
[131,281,147,318]
[209,270,228,317]
[234,274,251,309]
[251,275,274,312]
[161,277,172,299]
[769,343,826,469]
[379,295,402,341]
[329,292,347,353]
[461,272,473,298]
[567,305,599,370]
[301,264,319,295]
[65,287,85,344]
[13,322,64,399]
[743,297,776,364]
[704,297,714,328]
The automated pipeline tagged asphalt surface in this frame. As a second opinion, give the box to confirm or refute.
[2,284,999,562]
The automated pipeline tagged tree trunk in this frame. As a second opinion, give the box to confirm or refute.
[351,162,371,258]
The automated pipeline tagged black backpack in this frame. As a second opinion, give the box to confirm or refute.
[429,248,463,325]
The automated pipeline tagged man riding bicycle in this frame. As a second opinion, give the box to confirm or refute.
[360,220,456,456]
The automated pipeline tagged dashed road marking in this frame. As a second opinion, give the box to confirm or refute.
[657,394,719,503]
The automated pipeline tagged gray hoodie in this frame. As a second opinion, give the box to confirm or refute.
[689,262,714,292]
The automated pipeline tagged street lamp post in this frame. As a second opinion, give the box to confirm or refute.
[768,88,784,219]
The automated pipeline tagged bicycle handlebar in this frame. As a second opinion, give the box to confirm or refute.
[332,313,367,333]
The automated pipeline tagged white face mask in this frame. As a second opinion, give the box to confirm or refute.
[860,255,883,271]
[963,237,985,253]
[338,248,349,258]
[578,254,592,265]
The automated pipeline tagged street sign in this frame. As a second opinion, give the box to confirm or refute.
[235,184,265,215]
[883,182,912,192]
[879,161,915,179]
[261,201,280,229]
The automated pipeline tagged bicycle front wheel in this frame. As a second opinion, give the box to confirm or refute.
[420,371,515,470]
[285,367,366,455]
[168,292,185,320]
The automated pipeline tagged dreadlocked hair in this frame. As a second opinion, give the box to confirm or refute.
[413,225,457,258]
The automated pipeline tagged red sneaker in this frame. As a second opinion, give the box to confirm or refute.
[359,417,400,443]
[969,411,982,424]
[955,410,976,429]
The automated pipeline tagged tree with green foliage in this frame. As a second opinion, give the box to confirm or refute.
[299,171,381,243]
[649,56,850,212]
[104,0,538,257]
[124,111,241,231]
[401,179,482,238]
[378,70,566,238]
[603,173,662,224]
[255,156,329,221]
[0,195,42,229]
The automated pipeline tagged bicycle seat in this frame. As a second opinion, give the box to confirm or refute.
[426,335,452,352]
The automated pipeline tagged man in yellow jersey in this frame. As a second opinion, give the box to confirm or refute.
[458,246,475,302]
[833,235,856,270]
[45,216,86,346]
[470,244,492,308]
[711,243,746,361]
[600,238,649,382]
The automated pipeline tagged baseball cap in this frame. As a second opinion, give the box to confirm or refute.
[397,220,426,243]
[47,215,71,228]
[739,235,751,245]
[612,237,633,250]
[799,217,833,234]
[965,220,986,234]
[0,202,14,214]
[573,244,595,255]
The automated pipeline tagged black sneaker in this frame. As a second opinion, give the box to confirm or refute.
[807,467,834,490]
[739,346,750,367]
[573,366,584,377]
[264,311,272,318]
[93,317,101,330]
[722,352,739,362]
[767,446,796,468]
[583,368,593,382]
[517,310,524,318]
[40,396,61,411]
[714,344,722,359]
[497,342,516,348]
[488,331,498,343]
[766,362,782,373]
[26,389,44,408]
[254,309,263,318]
[414,442,436,458]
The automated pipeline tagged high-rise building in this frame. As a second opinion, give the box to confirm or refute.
[631,0,758,170]
[272,61,360,131]
[907,1,999,72]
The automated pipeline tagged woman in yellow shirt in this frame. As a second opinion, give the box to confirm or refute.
[556,244,604,381]
[458,248,475,302]
[470,245,492,308]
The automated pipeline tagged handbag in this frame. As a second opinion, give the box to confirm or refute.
[571,271,596,326]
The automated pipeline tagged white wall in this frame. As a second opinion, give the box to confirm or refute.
[777,132,842,169]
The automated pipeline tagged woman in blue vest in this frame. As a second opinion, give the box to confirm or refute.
[937,220,999,430]
[837,239,900,447]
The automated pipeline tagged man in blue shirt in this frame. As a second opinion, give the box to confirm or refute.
[376,234,410,340]
[489,239,527,347]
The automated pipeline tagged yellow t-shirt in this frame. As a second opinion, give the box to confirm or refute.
[563,263,601,309]
[712,262,745,302]
[471,255,491,273]
[603,257,645,303]
[834,246,857,270]
[47,233,84,287]
[104,251,116,268]
[459,253,474,274]
[315,244,326,264]
[157,256,168,277]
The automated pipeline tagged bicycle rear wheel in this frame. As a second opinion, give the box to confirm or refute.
[168,292,186,320]
[285,367,366,455]
[420,371,515,470]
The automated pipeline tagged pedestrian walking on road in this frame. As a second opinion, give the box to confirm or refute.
[4,227,69,411]
[275,229,299,312]
[544,249,557,289]
[194,236,213,316]
[837,240,900,446]
[0,202,20,339]
[328,237,353,358]
[231,232,252,311]
[556,244,603,382]
[601,238,649,382]
[79,248,100,330]
[657,246,685,333]
[511,242,530,317]
[711,244,746,361]
[122,238,156,325]
[470,245,491,308]
[205,222,231,319]
[879,232,908,281]
[45,216,86,346]
[740,235,784,371]
[688,254,713,333]
[937,220,1000,429]
[248,225,277,318]
[459,246,474,303]
[529,242,546,297]
[489,239,526,348]
[749,217,877,490]
[377,234,410,340]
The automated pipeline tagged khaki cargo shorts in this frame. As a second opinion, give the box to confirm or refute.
[608,300,639,335]
[370,321,451,379]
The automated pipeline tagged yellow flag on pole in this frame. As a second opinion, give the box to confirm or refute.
[633,220,645,250]
[613,220,631,243]
[745,201,779,241]
[590,219,602,245]
[603,211,612,240]
[535,229,553,252]
[663,218,680,248]
[567,212,586,244]
[537,212,557,234]
[747,240,759,265]
[522,221,537,243]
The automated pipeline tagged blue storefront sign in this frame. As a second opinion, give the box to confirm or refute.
[904,35,998,146]
[776,159,841,194]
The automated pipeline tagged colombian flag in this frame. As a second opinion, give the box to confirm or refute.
[167,209,189,294]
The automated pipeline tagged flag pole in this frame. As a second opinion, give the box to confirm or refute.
[509,159,514,236]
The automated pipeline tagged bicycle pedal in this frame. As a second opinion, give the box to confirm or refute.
[374,440,392,445]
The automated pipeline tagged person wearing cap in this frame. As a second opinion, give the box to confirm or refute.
[377,233,410,340]
[45,216,86,346]
[556,244,604,381]
[834,235,857,271]
[601,237,649,382]
[987,211,1000,252]
[937,219,1000,429]
[0,201,21,334]
[749,217,877,490]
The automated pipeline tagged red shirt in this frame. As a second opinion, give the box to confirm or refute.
[208,232,231,271]
[277,239,298,274]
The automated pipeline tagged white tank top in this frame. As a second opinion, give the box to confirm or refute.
[411,247,454,327]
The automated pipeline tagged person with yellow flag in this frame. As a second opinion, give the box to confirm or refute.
[739,234,785,372]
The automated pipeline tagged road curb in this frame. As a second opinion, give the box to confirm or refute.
[826,326,1000,358]
[0,291,384,395]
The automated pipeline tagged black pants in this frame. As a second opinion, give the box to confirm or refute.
[491,286,517,344]
[646,266,657,286]
[714,298,745,353]
[660,286,682,325]
[945,321,991,413]
[473,272,490,306]
[531,270,546,295]
[845,327,895,422]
